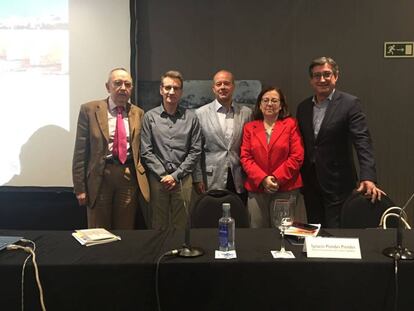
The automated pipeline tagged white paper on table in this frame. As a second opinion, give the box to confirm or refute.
[215,250,237,259]
[271,250,295,259]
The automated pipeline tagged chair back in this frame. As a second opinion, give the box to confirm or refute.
[340,190,397,228]
[191,189,248,228]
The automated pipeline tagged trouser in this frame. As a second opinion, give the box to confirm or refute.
[302,164,352,228]
[247,190,299,228]
[88,162,139,229]
[150,174,193,230]
[226,168,247,205]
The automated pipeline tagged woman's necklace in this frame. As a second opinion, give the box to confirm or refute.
[263,120,275,134]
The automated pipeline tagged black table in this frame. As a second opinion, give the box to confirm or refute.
[1,228,413,311]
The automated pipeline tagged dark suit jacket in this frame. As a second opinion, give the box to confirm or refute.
[72,99,150,208]
[296,90,377,198]
[240,118,304,192]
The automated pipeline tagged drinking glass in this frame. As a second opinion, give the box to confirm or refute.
[272,199,294,252]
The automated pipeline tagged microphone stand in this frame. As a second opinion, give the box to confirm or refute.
[383,192,414,260]
[177,180,204,258]
[177,216,204,257]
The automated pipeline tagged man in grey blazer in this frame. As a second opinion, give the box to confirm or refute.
[73,68,150,229]
[296,57,385,227]
[193,70,252,202]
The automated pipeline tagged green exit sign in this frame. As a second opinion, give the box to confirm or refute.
[384,42,414,58]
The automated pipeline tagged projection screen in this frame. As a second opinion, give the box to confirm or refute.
[0,0,130,187]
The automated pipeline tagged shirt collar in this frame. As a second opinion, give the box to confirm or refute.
[312,89,335,106]
[108,97,128,112]
[214,99,233,113]
[159,103,183,117]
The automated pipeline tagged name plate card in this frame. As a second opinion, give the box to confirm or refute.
[305,237,361,259]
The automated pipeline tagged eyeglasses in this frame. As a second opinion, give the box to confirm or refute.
[162,85,182,92]
[113,80,133,88]
[261,98,280,105]
[311,71,334,80]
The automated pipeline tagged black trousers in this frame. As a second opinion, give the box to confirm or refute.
[301,164,352,228]
[226,168,247,206]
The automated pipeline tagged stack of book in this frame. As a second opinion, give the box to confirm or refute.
[72,228,121,246]
[285,222,321,238]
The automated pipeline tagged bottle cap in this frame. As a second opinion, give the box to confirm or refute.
[222,203,231,211]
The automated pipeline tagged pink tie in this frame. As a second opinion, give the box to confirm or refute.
[113,106,127,164]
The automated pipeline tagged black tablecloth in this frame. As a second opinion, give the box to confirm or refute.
[1,228,413,311]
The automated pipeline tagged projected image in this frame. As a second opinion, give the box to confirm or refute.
[0,0,68,185]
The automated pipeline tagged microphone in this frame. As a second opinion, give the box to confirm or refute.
[176,179,204,258]
[383,192,414,260]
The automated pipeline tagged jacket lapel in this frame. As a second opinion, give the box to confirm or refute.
[302,99,315,145]
[268,119,286,150]
[127,103,137,140]
[316,91,340,142]
[96,100,109,142]
[230,104,241,147]
[252,121,268,150]
[208,102,228,147]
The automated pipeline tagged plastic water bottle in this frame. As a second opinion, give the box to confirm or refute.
[218,203,235,251]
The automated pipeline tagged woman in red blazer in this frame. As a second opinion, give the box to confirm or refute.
[240,86,304,227]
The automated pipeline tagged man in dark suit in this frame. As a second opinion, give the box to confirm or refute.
[72,68,150,229]
[296,57,385,227]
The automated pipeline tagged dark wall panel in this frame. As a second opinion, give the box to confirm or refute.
[134,0,414,219]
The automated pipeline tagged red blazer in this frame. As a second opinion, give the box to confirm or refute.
[240,117,304,192]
